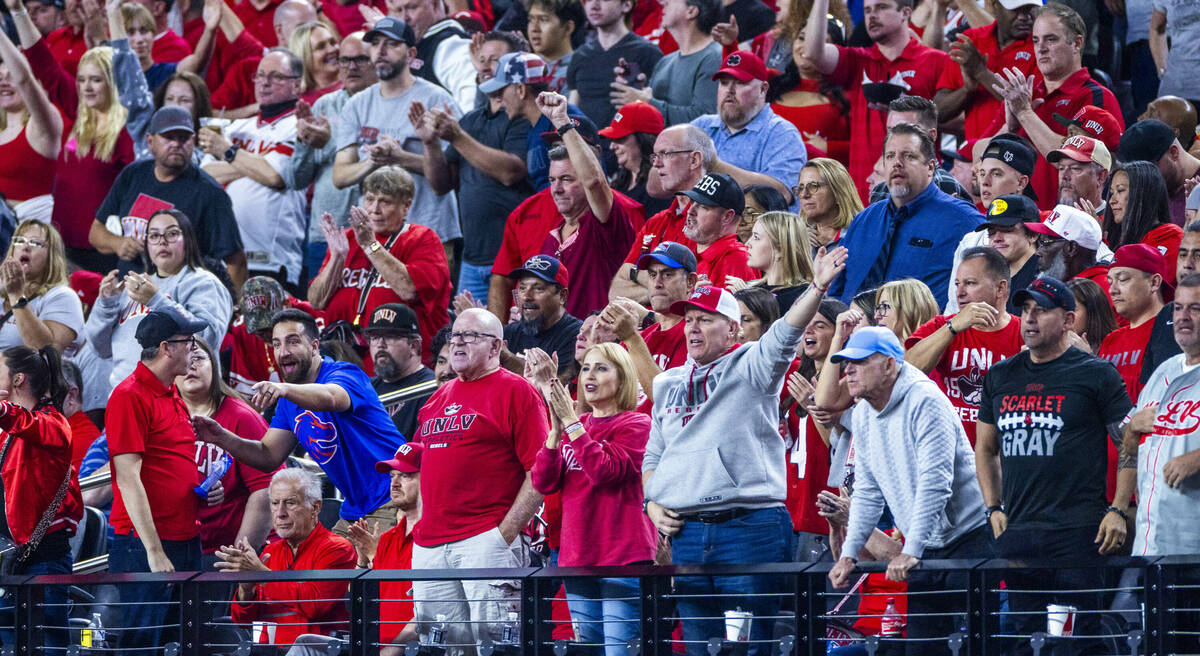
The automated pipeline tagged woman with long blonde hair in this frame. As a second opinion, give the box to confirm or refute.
[796,158,861,250]
[729,211,814,311]
[289,21,342,103]
[0,220,85,353]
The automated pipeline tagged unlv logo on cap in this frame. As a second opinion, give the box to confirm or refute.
[726,54,741,66]
[1064,135,1089,148]
[1083,120,1103,134]
[373,307,397,323]
[524,256,552,270]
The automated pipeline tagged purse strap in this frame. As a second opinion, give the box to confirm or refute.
[353,229,405,326]
[0,426,73,562]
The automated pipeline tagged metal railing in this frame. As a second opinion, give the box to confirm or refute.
[1,557,1196,656]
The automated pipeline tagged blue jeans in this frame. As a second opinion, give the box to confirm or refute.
[669,506,793,656]
[108,534,202,656]
[564,577,640,656]
[457,261,492,306]
[0,550,72,650]
[306,240,328,285]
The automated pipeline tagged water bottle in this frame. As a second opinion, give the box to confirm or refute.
[501,611,519,644]
[430,613,447,645]
[194,452,232,497]
[880,598,902,637]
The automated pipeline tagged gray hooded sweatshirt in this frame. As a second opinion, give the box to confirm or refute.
[85,265,232,393]
[840,361,986,559]
[642,318,802,513]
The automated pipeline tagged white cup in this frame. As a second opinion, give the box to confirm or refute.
[1046,604,1077,637]
[252,620,278,644]
[724,610,752,642]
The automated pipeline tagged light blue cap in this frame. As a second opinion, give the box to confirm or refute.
[830,326,905,363]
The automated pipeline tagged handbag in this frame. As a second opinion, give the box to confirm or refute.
[0,432,73,576]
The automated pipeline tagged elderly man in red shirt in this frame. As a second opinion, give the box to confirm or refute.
[219,467,357,648]
[679,173,757,287]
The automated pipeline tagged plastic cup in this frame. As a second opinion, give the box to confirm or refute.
[724,610,752,642]
[252,620,278,644]
[1046,604,1077,637]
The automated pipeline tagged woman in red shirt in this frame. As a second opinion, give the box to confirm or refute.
[0,344,84,651]
[767,20,850,164]
[528,343,656,656]
[0,26,60,222]
[1103,161,1184,285]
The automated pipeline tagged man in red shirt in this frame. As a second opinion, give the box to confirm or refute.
[991,3,1124,209]
[1098,245,1167,402]
[412,308,548,650]
[44,0,86,76]
[934,0,1038,142]
[803,0,950,201]
[308,166,450,366]
[106,308,205,654]
[905,246,1024,445]
[231,0,286,46]
[609,123,709,304]
[679,172,757,287]
[220,468,357,647]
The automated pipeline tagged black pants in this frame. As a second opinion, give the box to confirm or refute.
[994,525,1111,656]
[904,524,994,656]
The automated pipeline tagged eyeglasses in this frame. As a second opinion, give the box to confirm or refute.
[1036,236,1066,249]
[253,72,301,84]
[742,209,763,222]
[338,56,371,68]
[367,333,414,345]
[147,229,183,245]
[165,336,197,347]
[649,150,693,164]
[10,237,46,249]
[874,302,893,316]
[449,331,500,344]
[791,181,827,198]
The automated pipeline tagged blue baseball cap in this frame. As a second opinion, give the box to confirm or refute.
[508,254,570,287]
[636,241,697,273]
[830,326,905,364]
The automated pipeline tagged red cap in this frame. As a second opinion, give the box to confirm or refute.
[70,270,102,309]
[1047,134,1112,170]
[598,101,665,139]
[1054,105,1122,152]
[451,10,487,32]
[376,442,423,473]
[1111,243,1167,279]
[711,50,779,83]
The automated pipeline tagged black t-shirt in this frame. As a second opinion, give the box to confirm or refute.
[1006,254,1040,315]
[566,31,663,129]
[719,0,777,43]
[978,347,1131,529]
[620,179,671,217]
[765,282,807,314]
[95,160,243,264]
[503,312,584,375]
[1139,302,1180,386]
[373,366,437,439]
[446,106,533,266]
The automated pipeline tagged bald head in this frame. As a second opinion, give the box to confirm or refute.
[455,308,503,339]
[449,309,504,381]
[274,0,318,45]
[1143,96,1198,147]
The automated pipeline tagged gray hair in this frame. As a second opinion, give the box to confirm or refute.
[265,46,304,78]
[679,124,716,171]
[270,468,322,507]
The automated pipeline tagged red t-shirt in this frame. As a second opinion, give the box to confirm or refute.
[374,517,415,645]
[182,22,264,111]
[320,0,386,38]
[1097,318,1152,499]
[196,397,277,553]
[227,321,279,396]
[230,523,356,645]
[69,411,101,475]
[232,0,285,47]
[784,411,834,535]
[152,29,192,63]
[829,38,950,202]
[635,320,687,414]
[1142,223,1184,286]
[623,198,696,265]
[321,223,450,366]
[541,201,638,318]
[906,313,1024,445]
[697,233,758,288]
[107,363,201,541]
[934,23,1036,141]
[46,26,86,77]
[0,403,84,544]
[412,368,549,546]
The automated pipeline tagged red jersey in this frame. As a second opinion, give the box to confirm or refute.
[541,201,638,318]
[46,26,86,77]
[196,397,277,553]
[413,368,549,546]
[1098,318,1154,402]
[1142,223,1184,286]
[935,23,1036,141]
[152,29,192,63]
[906,313,1024,445]
[320,0,386,37]
[321,223,449,366]
[227,321,279,396]
[829,38,950,202]
[0,403,83,544]
[181,22,264,112]
[697,233,758,288]
[374,517,415,645]
[231,0,285,47]
[107,363,201,541]
[623,198,696,265]
[230,523,356,645]
[68,411,101,475]
[635,320,686,414]
[784,411,834,535]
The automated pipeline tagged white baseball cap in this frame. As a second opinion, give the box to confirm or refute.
[997,0,1042,10]
[669,285,741,324]
[1026,204,1103,252]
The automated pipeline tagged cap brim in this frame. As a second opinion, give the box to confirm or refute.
[180,317,208,335]
[1024,221,1061,238]
[508,267,556,283]
[478,76,509,94]
[712,68,755,82]
[669,298,720,318]
[1012,289,1058,309]
[997,0,1043,9]
[830,346,882,363]
[375,458,418,473]
[678,189,720,207]
[1046,147,1088,164]
[974,216,1027,231]
[598,124,634,139]
[637,252,687,271]
[153,126,195,136]
[1051,113,1079,129]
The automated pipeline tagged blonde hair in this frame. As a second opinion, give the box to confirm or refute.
[72,47,127,162]
[800,158,861,232]
[579,342,639,413]
[6,220,70,297]
[876,279,938,341]
[287,22,331,93]
[751,212,813,288]
[120,2,155,36]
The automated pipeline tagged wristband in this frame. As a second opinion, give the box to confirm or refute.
[556,121,578,136]
[947,321,961,336]
[11,297,28,310]
[1106,506,1128,520]
[985,504,1003,520]
[642,498,651,514]
[813,281,829,294]
[563,420,584,436]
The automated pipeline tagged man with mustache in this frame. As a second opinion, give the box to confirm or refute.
[502,255,582,377]
[367,303,435,439]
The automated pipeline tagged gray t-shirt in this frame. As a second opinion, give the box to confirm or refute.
[0,285,85,351]
[1154,0,1200,97]
[335,79,462,242]
[284,89,357,243]
[647,41,722,125]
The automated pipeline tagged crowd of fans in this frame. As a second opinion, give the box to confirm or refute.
[2,0,1200,651]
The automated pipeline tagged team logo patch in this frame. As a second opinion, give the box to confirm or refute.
[989,199,1008,216]
[295,411,338,465]
[523,256,552,271]
[726,54,741,66]
[444,403,462,415]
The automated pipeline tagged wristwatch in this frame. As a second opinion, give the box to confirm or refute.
[556,121,577,137]
[11,297,28,311]
[368,241,383,254]
[223,145,240,163]
[984,504,1003,520]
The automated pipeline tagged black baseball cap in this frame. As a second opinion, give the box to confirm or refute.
[148,106,194,135]
[981,136,1035,176]
[364,17,416,46]
[1013,276,1076,311]
[31,0,66,10]
[679,173,745,215]
[366,303,420,336]
[975,194,1040,230]
[135,307,207,348]
[1117,119,1176,164]
[637,241,698,273]
[538,117,600,146]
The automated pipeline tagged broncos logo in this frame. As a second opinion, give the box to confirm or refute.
[295,411,339,465]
